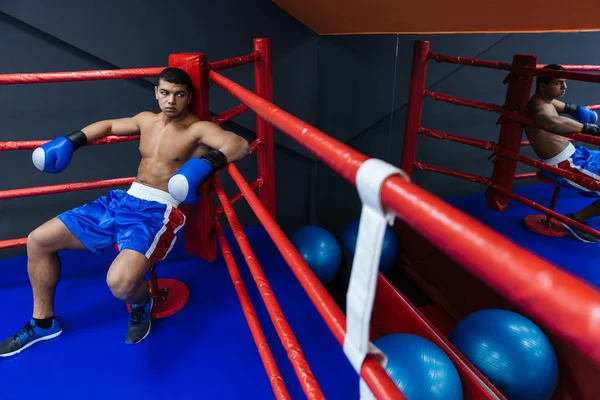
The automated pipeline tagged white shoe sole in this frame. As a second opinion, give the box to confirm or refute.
[0,329,63,358]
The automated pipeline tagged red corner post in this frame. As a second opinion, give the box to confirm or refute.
[253,38,276,217]
[168,53,216,261]
[400,40,429,176]
[486,54,537,212]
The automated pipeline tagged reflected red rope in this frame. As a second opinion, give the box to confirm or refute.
[0,135,140,151]
[523,67,600,84]
[420,127,600,190]
[0,178,134,200]
[515,172,537,180]
[213,177,325,400]
[215,221,291,400]
[419,127,495,150]
[538,64,600,72]
[428,52,512,70]
[425,90,600,146]
[415,162,600,239]
[425,90,503,113]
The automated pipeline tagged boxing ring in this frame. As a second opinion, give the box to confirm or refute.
[0,37,599,400]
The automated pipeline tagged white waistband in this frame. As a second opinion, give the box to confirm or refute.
[127,182,180,208]
[541,142,576,165]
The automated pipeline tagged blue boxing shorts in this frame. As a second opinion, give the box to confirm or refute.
[57,182,186,264]
[541,142,600,197]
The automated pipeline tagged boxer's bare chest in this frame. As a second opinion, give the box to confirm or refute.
[138,120,199,163]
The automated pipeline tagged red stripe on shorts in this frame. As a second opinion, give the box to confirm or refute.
[148,207,185,264]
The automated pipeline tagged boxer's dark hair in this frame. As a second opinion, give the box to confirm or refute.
[157,67,193,93]
[537,64,565,87]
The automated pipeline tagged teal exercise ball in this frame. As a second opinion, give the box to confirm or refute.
[290,225,341,285]
[449,309,558,400]
[374,334,463,400]
[339,219,398,274]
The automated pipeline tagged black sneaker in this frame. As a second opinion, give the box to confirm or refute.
[0,318,62,357]
[562,214,599,243]
[126,296,153,345]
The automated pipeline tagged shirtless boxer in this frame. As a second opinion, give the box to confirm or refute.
[524,64,600,243]
[0,67,250,356]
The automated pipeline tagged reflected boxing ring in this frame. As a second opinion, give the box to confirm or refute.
[400,40,600,399]
[0,37,599,399]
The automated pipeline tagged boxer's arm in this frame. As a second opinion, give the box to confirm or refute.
[195,121,250,162]
[552,99,598,123]
[167,122,250,204]
[551,100,566,113]
[532,106,584,134]
[80,112,147,141]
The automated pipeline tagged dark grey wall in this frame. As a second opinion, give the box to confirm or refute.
[315,32,600,235]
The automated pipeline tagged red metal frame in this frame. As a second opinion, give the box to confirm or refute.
[253,38,276,217]
[400,40,429,176]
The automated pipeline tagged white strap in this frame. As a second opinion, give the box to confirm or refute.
[342,158,409,399]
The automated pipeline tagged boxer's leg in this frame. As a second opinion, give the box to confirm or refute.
[573,200,600,221]
[27,217,87,319]
[106,249,154,345]
[111,189,185,345]
[0,193,119,357]
[558,146,600,242]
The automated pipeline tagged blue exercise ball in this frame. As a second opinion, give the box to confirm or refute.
[290,225,341,285]
[449,309,558,400]
[374,334,463,400]
[339,219,398,274]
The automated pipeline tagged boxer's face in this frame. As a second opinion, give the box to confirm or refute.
[543,78,567,99]
[155,80,192,118]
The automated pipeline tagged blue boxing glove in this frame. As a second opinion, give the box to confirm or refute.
[564,103,598,124]
[32,130,87,173]
[168,149,228,204]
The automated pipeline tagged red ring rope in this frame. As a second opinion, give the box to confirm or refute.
[213,177,326,400]
[215,221,291,400]
[0,135,139,151]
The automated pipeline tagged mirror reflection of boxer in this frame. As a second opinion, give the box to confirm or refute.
[0,67,250,357]
[524,64,600,243]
